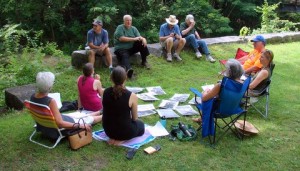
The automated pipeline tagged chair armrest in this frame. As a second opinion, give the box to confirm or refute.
[189,88,202,98]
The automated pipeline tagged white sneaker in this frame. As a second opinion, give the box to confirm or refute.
[206,55,216,63]
[167,53,172,62]
[173,53,182,61]
[196,51,202,58]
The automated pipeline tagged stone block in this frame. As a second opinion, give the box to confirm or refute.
[5,84,36,110]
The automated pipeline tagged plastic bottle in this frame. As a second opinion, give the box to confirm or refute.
[178,122,192,137]
[159,116,167,128]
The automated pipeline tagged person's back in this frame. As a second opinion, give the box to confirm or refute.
[78,75,102,111]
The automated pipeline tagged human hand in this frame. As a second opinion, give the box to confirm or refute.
[94,74,100,80]
[170,33,175,37]
[80,123,92,132]
[141,37,147,47]
[190,21,195,27]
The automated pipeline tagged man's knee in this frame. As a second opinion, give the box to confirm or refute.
[179,38,186,44]
[88,49,96,56]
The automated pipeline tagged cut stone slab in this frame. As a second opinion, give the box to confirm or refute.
[71,47,141,68]
[5,84,36,110]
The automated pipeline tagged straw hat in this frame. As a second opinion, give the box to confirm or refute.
[166,15,178,25]
[234,120,259,134]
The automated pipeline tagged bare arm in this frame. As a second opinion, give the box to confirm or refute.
[94,79,103,97]
[202,83,221,102]
[77,77,82,109]
[249,70,268,89]
[181,22,195,36]
[129,93,138,121]
[119,36,140,42]
[195,30,201,39]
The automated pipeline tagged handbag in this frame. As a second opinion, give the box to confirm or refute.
[68,118,92,150]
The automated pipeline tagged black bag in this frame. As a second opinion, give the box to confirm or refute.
[170,123,197,141]
[59,100,78,113]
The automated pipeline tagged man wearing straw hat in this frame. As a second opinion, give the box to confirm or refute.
[180,14,216,63]
[159,15,186,62]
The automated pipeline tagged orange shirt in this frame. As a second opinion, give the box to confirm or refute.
[243,49,263,70]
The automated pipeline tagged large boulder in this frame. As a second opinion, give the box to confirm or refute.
[71,48,142,68]
[5,84,36,110]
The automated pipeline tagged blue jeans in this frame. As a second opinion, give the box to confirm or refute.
[185,34,210,55]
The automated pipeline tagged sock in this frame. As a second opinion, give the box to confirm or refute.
[109,65,113,68]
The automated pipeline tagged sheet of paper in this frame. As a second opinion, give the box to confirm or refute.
[137,104,157,117]
[126,86,144,94]
[146,86,166,95]
[188,97,202,105]
[201,84,214,91]
[148,121,169,137]
[48,93,62,109]
[240,75,247,81]
[137,93,159,101]
[169,93,190,103]
[62,110,94,119]
[159,100,179,109]
[156,109,180,118]
[175,105,199,116]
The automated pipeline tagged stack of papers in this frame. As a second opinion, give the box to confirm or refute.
[137,93,159,101]
[156,109,180,118]
[126,86,144,94]
[137,104,157,117]
[48,93,62,109]
[147,121,169,137]
[169,94,190,103]
[146,86,166,95]
[175,105,198,116]
[159,100,179,109]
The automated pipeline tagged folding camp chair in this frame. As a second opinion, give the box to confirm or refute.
[190,76,251,145]
[250,63,275,118]
[219,48,249,75]
[24,100,66,149]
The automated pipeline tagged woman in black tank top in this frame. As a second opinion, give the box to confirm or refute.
[102,66,144,141]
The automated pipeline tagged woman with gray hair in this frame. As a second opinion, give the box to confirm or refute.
[192,59,244,123]
[30,72,101,139]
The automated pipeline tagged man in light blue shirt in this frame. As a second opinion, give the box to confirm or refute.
[86,19,113,72]
[159,15,186,62]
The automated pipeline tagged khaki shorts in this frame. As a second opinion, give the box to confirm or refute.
[160,39,179,50]
[85,47,105,56]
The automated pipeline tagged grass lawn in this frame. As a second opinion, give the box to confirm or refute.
[0,41,299,170]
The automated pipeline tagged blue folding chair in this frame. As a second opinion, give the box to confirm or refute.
[190,76,251,145]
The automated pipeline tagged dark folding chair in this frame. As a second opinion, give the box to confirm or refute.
[250,63,275,118]
[190,76,251,145]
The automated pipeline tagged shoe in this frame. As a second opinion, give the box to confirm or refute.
[141,61,151,69]
[109,67,114,73]
[127,68,134,79]
[196,51,202,58]
[173,53,182,61]
[166,53,172,62]
[250,97,258,104]
[206,55,216,63]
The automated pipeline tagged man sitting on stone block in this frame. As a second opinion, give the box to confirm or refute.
[114,15,151,79]
[180,14,215,63]
[237,35,266,74]
[86,19,113,72]
[159,15,186,62]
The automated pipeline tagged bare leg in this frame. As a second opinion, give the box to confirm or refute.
[88,50,96,66]
[104,47,112,67]
[166,37,173,54]
[176,38,186,54]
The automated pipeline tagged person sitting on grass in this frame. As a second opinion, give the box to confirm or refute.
[180,14,216,63]
[192,59,244,123]
[77,63,103,115]
[31,72,101,139]
[85,19,113,73]
[248,49,274,97]
[159,15,186,62]
[102,66,145,145]
[237,35,266,74]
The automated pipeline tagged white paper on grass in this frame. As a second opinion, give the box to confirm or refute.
[148,121,169,137]
[48,93,62,109]
[137,93,159,101]
[175,105,199,116]
[146,86,166,95]
[201,84,214,91]
[156,109,180,118]
[137,104,157,117]
[188,97,202,105]
[159,100,179,109]
[126,86,144,94]
[169,93,190,103]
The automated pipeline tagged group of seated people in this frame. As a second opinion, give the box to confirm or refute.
[86,14,216,79]
[31,14,274,143]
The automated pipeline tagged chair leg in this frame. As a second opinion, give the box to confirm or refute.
[29,129,65,149]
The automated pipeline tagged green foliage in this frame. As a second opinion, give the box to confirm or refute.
[239,26,250,39]
[252,0,298,34]
[42,42,64,57]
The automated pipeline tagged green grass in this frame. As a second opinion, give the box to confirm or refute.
[0,42,299,170]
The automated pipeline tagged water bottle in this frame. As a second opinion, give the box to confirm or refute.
[178,122,192,137]
[159,116,167,128]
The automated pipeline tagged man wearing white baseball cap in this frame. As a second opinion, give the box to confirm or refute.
[159,15,186,62]
[180,14,215,63]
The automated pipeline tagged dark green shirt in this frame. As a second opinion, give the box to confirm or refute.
[114,24,141,51]
[179,22,196,38]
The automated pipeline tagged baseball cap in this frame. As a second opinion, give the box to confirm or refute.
[251,35,266,44]
[92,19,103,26]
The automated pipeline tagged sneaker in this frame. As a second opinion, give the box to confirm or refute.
[127,68,134,79]
[166,53,172,62]
[206,55,216,63]
[109,67,114,73]
[196,51,202,58]
[141,61,151,69]
[173,53,182,61]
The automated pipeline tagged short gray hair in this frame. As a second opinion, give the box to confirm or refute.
[36,72,55,93]
[123,15,132,21]
[224,59,244,80]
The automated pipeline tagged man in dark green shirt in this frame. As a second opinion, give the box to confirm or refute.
[114,15,150,78]
[180,14,215,63]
